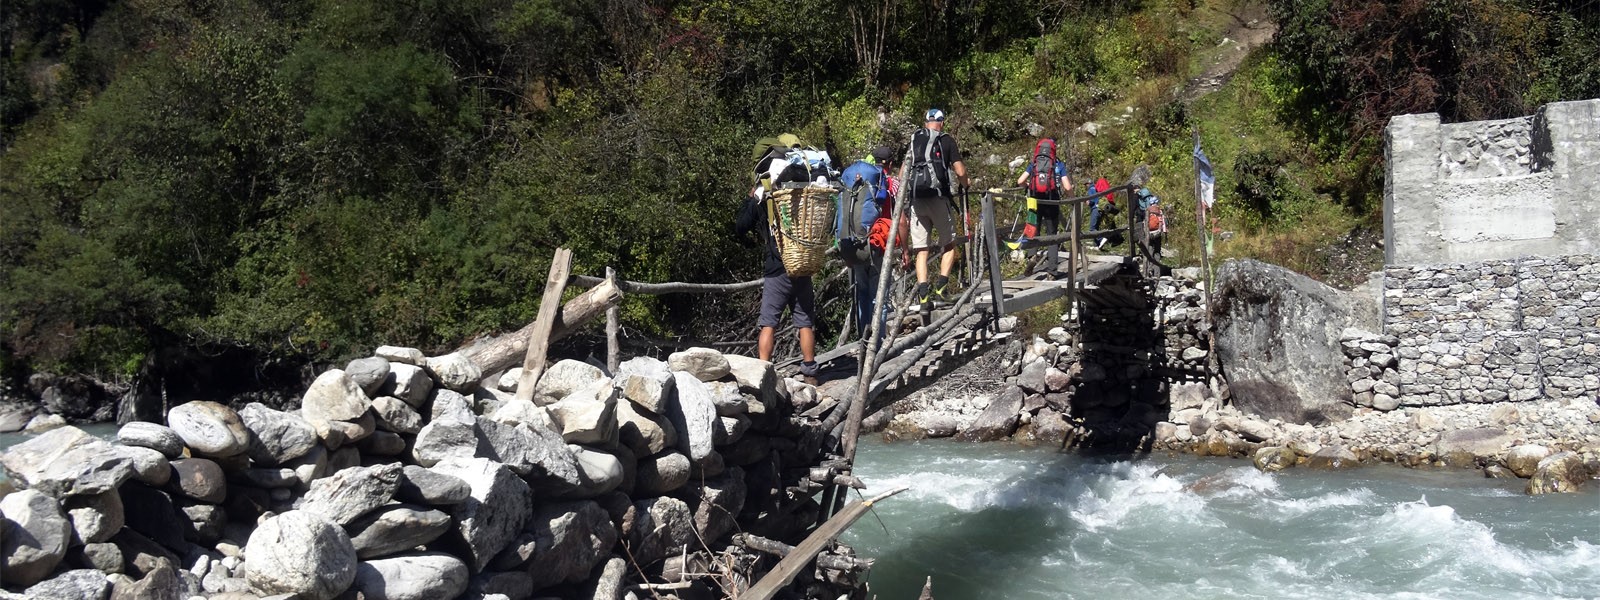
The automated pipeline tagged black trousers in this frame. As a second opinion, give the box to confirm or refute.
[1037,202,1061,272]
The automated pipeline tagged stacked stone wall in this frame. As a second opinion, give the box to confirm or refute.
[1382,254,1600,406]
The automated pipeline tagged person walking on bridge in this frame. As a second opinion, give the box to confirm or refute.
[1015,137,1072,272]
[839,145,895,339]
[899,108,969,311]
[736,138,819,377]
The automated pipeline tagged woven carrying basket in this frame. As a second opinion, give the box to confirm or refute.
[770,186,836,277]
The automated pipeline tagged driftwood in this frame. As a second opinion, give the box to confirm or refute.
[571,275,761,295]
[734,534,874,572]
[514,249,574,402]
[739,486,908,600]
[458,276,623,376]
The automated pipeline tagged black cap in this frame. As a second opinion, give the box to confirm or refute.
[870,145,894,163]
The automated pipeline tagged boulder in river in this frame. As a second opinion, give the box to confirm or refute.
[957,387,1025,442]
[1505,444,1552,478]
[1526,451,1589,495]
[1212,259,1376,424]
[1253,446,1298,472]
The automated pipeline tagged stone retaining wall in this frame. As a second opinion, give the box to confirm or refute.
[0,347,859,599]
[1382,254,1600,407]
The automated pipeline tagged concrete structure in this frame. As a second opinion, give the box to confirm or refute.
[1384,99,1600,266]
[1375,100,1600,409]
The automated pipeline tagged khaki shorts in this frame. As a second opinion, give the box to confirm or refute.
[910,196,955,250]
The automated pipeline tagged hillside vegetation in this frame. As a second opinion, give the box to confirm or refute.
[2,0,1596,382]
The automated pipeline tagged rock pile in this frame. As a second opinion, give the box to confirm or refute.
[1340,328,1403,411]
[1,347,861,598]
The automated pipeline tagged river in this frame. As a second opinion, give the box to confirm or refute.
[842,438,1600,600]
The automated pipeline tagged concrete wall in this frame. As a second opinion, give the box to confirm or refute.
[1384,99,1600,266]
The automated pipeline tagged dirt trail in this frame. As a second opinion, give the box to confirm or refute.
[1184,3,1277,102]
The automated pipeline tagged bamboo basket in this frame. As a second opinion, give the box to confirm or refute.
[769,185,837,277]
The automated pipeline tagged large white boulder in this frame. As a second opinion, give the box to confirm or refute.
[668,347,731,382]
[302,369,373,422]
[1,425,134,497]
[428,457,532,571]
[167,401,252,457]
[243,510,358,600]
[350,552,469,600]
[1,489,72,586]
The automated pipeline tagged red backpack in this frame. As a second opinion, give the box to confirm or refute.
[1028,138,1059,197]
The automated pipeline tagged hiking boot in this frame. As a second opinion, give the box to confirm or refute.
[931,275,951,301]
[914,282,933,312]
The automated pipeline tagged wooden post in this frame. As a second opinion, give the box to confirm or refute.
[605,267,620,374]
[982,192,1006,322]
[1069,195,1079,311]
[841,175,909,465]
[514,248,574,402]
[1194,129,1212,297]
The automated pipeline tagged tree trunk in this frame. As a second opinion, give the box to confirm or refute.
[458,276,623,377]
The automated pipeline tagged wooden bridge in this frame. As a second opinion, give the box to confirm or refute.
[463,169,1172,599]
[790,169,1169,455]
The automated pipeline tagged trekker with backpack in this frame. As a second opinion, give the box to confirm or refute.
[838,145,895,338]
[736,133,820,377]
[1088,177,1115,250]
[898,108,970,311]
[1137,187,1166,256]
[1014,138,1072,272]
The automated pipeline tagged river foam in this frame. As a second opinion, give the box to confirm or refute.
[844,439,1600,600]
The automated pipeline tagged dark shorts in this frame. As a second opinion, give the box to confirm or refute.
[759,275,815,329]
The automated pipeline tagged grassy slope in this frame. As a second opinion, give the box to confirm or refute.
[822,0,1382,290]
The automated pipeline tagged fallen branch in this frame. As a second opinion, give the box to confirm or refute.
[571,275,761,294]
[739,486,909,600]
[458,276,622,376]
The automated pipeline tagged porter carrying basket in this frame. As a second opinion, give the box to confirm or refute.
[767,185,837,277]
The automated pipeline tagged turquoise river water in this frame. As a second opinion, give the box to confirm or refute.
[841,438,1600,600]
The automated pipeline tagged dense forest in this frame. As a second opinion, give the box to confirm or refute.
[2,0,1596,387]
